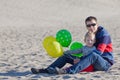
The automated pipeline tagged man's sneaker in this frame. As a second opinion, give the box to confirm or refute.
[31,68,48,74]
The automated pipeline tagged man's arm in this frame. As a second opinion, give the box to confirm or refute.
[94,36,112,55]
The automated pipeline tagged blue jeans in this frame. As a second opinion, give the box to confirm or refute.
[47,52,111,74]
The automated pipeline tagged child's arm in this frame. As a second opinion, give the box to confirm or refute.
[64,48,83,55]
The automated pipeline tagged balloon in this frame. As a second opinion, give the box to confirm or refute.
[42,36,63,58]
[56,29,72,47]
[70,42,83,58]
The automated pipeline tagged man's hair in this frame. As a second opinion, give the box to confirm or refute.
[85,16,97,24]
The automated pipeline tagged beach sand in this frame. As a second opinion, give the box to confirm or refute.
[0,0,120,80]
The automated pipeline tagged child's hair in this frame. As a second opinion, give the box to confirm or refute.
[84,32,95,41]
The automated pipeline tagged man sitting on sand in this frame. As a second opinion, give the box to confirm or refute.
[31,16,114,74]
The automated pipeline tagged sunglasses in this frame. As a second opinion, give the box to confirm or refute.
[86,23,96,27]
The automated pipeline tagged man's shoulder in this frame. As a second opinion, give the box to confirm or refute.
[98,26,107,32]
[98,26,109,36]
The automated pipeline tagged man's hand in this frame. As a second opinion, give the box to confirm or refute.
[73,59,80,64]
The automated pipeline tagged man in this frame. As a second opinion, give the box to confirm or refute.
[31,16,114,74]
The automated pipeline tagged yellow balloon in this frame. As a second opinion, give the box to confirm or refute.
[42,36,63,58]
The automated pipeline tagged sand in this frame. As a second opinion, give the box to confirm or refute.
[0,0,120,80]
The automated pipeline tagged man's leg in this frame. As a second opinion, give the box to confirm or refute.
[47,54,75,69]
[31,54,74,74]
[46,54,75,74]
[65,52,111,74]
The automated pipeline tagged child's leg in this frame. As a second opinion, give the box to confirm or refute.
[65,52,111,74]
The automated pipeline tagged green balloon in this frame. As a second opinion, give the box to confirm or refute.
[56,29,72,47]
[70,42,83,58]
